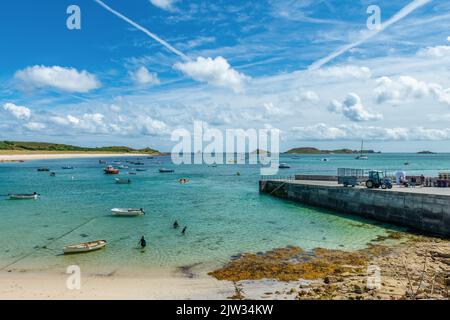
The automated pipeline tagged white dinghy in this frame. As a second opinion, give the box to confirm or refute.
[63,240,107,254]
[9,193,39,200]
[111,208,145,217]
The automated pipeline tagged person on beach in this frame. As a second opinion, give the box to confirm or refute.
[181,226,187,235]
[139,236,147,248]
[173,220,179,229]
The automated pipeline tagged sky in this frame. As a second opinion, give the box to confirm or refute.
[1,0,450,152]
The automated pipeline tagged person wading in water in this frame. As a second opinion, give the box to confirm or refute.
[139,236,147,249]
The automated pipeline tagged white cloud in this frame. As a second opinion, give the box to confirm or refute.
[3,103,31,120]
[263,102,284,116]
[39,111,169,137]
[292,123,347,140]
[293,90,320,103]
[314,65,372,80]
[329,93,383,122]
[417,45,450,58]
[149,0,175,11]
[375,76,450,106]
[131,66,160,86]
[292,123,450,141]
[173,56,250,92]
[24,122,46,131]
[15,65,101,93]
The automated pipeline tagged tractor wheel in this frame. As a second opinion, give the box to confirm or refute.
[388,185,393,189]
[381,184,387,189]
[366,180,374,188]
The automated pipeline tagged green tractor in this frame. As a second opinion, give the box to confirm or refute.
[366,171,393,189]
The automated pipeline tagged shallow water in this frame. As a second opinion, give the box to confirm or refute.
[0,153,447,273]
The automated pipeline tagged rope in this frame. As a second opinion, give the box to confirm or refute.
[0,216,97,271]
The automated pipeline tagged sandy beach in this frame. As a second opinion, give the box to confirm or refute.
[0,153,150,162]
[0,269,234,300]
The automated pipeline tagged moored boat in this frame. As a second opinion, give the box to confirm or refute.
[111,208,145,217]
[37,168,50,172]
[62,166,74,170]
[9,193,39,200]
[279,163,291,169]
[104,165,120,174]
[63,240,107,254]
[159,168,174,173]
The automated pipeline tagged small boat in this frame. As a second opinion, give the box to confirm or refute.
[119,165,129,169]
[136,168,147,172]
[104,166,120,174]
[147,156,154,159]
[404,162,410,166]
[134,161,145,166]
[63,240,107,254]
[62,166,74,170]
[279,163,291,169]
[355,140,369,160]
[127,172,137,175]
[99,160,107,164]
[159,168,174,173]
[321,158,330,162]
[37,168,50,172]
[115,178,131,184]
[111,208,145,217]
[50,172,56,177]
[9,193,39,200]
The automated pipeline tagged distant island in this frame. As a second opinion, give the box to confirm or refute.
[0,141,161,155]
[285,147,380,155]
[417,151,436,154]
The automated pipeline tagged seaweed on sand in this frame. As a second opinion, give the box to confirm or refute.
[209,246,370,282]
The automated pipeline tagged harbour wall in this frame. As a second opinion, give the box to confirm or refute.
[260,180,450,238]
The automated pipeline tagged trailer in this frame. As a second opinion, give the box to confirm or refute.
[338,176,358,187]
[337,168,366,187]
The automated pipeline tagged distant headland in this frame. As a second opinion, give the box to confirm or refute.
[0,141,162,155]
[285,147,381,154]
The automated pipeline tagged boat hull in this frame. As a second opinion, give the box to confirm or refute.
[111,208,144,217]
[63,240,107,254]
[9,194,38,200]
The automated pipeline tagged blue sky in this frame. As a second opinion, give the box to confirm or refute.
[1,0,450,152]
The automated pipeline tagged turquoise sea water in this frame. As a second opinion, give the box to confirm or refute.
[0,153,448,273]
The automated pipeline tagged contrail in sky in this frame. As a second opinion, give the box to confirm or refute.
[94,0,190,61]
[309,0,432,70]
